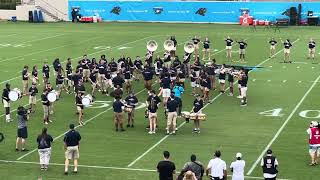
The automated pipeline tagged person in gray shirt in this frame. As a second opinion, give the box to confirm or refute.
[15,106,29,151]
[179,154,204,180]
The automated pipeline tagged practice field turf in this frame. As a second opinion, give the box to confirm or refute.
[0,22,319,180]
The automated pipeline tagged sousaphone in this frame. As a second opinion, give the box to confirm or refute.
[146,40,158,52]
[184,41,195,54]
[164,40,174,51]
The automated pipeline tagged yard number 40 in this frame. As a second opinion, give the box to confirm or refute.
[259,108,320,119]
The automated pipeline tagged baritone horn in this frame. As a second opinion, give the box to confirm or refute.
[146,40,158,52]
[164,40,174,51]
[184,41,195,54]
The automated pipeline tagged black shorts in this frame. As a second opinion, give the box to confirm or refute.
[17,127,28,139]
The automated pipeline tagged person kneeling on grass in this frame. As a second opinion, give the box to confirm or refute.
[37,127,53,171]
[64,124,81,175]
[16,106,29,151]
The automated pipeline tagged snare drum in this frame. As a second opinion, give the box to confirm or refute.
[124,105,133,113]
[189,113,197,120]
[8,88,21,101]
[47,90,58,102]
[198,113,206,121]
[82,94,93,107]
[181,111,190,118]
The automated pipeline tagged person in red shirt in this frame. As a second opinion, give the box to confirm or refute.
[307,121,320,166]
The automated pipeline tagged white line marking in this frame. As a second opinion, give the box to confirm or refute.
[247,74,320,175]
[282,80,287,83]
[0,160,291,180]
[252,79,256,82]
[297,66,300,69]
[312,67,315,69]
[269,65,272,68]
[267,80,271,82]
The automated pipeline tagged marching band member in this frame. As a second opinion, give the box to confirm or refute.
[2,83,11,122]
[239,68,248,106]
[75,79,86,96]
[22,65,29,96]
[159,72,171,109]
[166,94,179,135]
[42,61,50,84]
[145,50,153,67]
[81,55,91,82]
[170,36,177,57]
[237,39,248,62]
[112,73,125,90]
[225,36,234,60]
[177,65,186,88]
[41,89,50,125]
[65,58,73,94]
[89,64,98,98]
[202,72,211,103]
[124,66,133,94]
[72,70,82,93]
[76,60,84,78]
[280,38,292,63]
[163,50,171,69]
[192,95,203,134]
[45,83,54,115]
[52,58,62,77]
[75,91,84,126]
[104,68,113,95]
[133,56,143,81]
[111,85,123,99]
[183,51,192,76]
[32,65,39,85]
[125,91,138,128]
[172,56,181,69]
[155,55,163,78]
[269,37,278,58]
[142,65,154,92]
[207,59,217,91]
[308,38,316,60]
[56,69,65,98]
[218,64,226,93]
[172,82,184,116]
[113,97,125,132]
[146,90,161,134]
[191,58,201,79]
[192,35,201,58]
[169,66,177,88]
[202,37,211,61]
[109,57,118,77]
[97,58,107,94]
[227,67,235,97]
[190,69,198,95]
[307,121,320,166]
[28,83,38,113]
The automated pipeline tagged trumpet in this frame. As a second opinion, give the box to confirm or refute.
[147,40,158,52]
[184,41,195,54]
[164,40,175,51]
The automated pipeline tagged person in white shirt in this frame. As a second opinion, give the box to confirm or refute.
[230,153,245,180]
[206,150,227,180]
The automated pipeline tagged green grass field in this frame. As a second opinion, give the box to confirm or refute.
[0,22,319,180]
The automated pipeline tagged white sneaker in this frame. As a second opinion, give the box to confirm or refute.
[228,93,233,96]
[44,122,49,125]
[237,95,243,99]
[148,131,153,134]
[152,131,156,134]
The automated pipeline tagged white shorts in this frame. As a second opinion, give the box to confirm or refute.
[284,48,290,54]
[270,45,276,50]
[241,87,247,97]
[226,46,232,50]
[239,49,245,54]
[309,145,320,154]
[191,81,197,88]
[309,48,316,54]
[195,71,200,77]
[162,88,171,98]
[3,99,10,108]
[106,79,112,87]
[219,79,225,84]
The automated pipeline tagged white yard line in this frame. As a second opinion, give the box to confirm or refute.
[247,73,320,175]
[127,38,300,168]
[0,159,291,180]
[0,34,65,49]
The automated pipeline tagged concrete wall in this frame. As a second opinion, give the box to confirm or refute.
[0,10,16,20]
[35,0,68,21]
[16,4,36,21]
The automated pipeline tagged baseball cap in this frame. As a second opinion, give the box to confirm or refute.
[267,149,272,155]
[236,152,242,158]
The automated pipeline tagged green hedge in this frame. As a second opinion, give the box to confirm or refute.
[0,0,20,10]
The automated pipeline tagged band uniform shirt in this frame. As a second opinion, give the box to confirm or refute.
[32,69,38,79]
[225,39,233,46]
[109,61,118,72]
[125,95,138,108]
[98,63,106,74]
[142,68,154,81]
[90,70,97,83]
[56,74,64,85]
[113,100,124,113]
[22,69,28,80]
[238,41,247,49]
[161,77,171,89]
[193,99,203,113]
[42,65,50,78]
[112,76,125,88]
[29,87,38,96]
[147,95,161,113]
[172,59,181,68]
[75,84,86,94]
[53,61,62,72]
[64,130,81,147]
[240,74,248,88]
[134,59,143,70]
[309,41,316,49]
[230,160,245,180]
[37,134,53,149]
[204,40,210,49]
[41,94,50,106]
[261,155,278,178]
[192,38,200,45]
[284,42,292,49]
[166,98,179,112]
[157,160,176,180]
[207,157,227,179]
[124,68,132,80]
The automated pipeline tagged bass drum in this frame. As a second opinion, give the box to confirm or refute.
[8,88,21,101]
[47,90,58,102]
[82,94,93,107]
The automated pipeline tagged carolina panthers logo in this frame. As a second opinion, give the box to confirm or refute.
[195,8,207,16]
[153,7,163,15]
[111,6,121,15]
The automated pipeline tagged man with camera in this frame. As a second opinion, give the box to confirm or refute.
[16,106,29,151]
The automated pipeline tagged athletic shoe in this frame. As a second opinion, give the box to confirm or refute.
[237,95,243,99]
[228,93,233,96]
[64,172,68,175]
[49,120,53,123]
[152,131,156,134]
[240,103,247,107]
[44,122,49,125]
[131,124,134,128]
[148,131,153,134]
[126,124,130,128]
[115,128,119,132]
[21,149,29,152]
[73,171,78,174]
